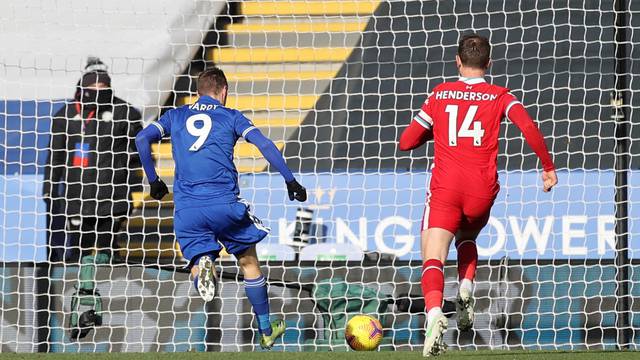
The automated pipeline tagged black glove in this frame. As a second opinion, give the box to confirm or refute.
[42,181,54,210]
[42,180,52,199]
[43,193,52,210]
[149,178,169,200]
[286,179,307,202]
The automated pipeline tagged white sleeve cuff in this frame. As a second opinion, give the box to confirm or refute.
[504,100,520,120]
[413,110,433,129]
[242,126,257,138]
[150,122,165,137]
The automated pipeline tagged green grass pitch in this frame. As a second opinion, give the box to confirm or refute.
[2,351,638,360]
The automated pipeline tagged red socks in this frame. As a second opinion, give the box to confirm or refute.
[421,259,444,311]
[421,241,477,314]
[455,239,478,281]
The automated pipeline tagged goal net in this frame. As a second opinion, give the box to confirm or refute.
[0,0,638,353]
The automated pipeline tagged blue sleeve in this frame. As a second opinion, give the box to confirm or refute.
[244,128,295,183]
[154,110,172,136]
[135,124,163,183]
[234,111,257,138]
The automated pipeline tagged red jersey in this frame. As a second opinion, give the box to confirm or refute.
[400,77,555,199]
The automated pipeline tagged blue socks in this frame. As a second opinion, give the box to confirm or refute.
[244,275,272,336]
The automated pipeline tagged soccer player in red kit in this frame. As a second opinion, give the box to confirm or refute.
[399,34,558,357]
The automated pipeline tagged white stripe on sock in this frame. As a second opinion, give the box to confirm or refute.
[244,279,266,288]
[422,265,443,277]
[456,239,475,249]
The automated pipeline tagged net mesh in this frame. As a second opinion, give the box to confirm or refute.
[0,0,638,353]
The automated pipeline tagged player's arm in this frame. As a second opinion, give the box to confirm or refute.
[126,106,144,193]
[244,128,306,202]
[399,97,434,151]
[43,106,67,202]
[134,113,171,200]
[505,99,558,192]
[234,112,306,201]
[399,121,433,151]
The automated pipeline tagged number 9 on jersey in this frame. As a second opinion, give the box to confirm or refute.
[186,113,212,151]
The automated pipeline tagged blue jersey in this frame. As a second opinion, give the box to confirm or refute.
[153,96,256,208]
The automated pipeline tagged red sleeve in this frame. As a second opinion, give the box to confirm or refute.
[420,95,435,121]
[399,120,433,151]
[398,94,435,151]
[506,102,556,171]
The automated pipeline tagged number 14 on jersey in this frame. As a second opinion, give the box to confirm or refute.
[445,104,485,146]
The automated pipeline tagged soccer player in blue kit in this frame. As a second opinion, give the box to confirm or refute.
[135,67,307,349]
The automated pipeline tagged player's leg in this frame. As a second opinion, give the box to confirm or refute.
[420,190,462,357]
[95,217,122,261]
[218,200,284,349]
[454,196,494,331]
[455,233,479,296]
[236,247,274,331]
[453,228,482,331]
[234,245,285,349]
[421,227,456,318]
[190,251,219,302]
[64,216,82,263]
[79,217,98,261]
[421,227,455,357]
[175,207,221,302]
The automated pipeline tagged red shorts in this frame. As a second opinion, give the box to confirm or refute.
[421,188,495,234]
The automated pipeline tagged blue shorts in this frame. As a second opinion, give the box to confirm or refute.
[174,200,269,265]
